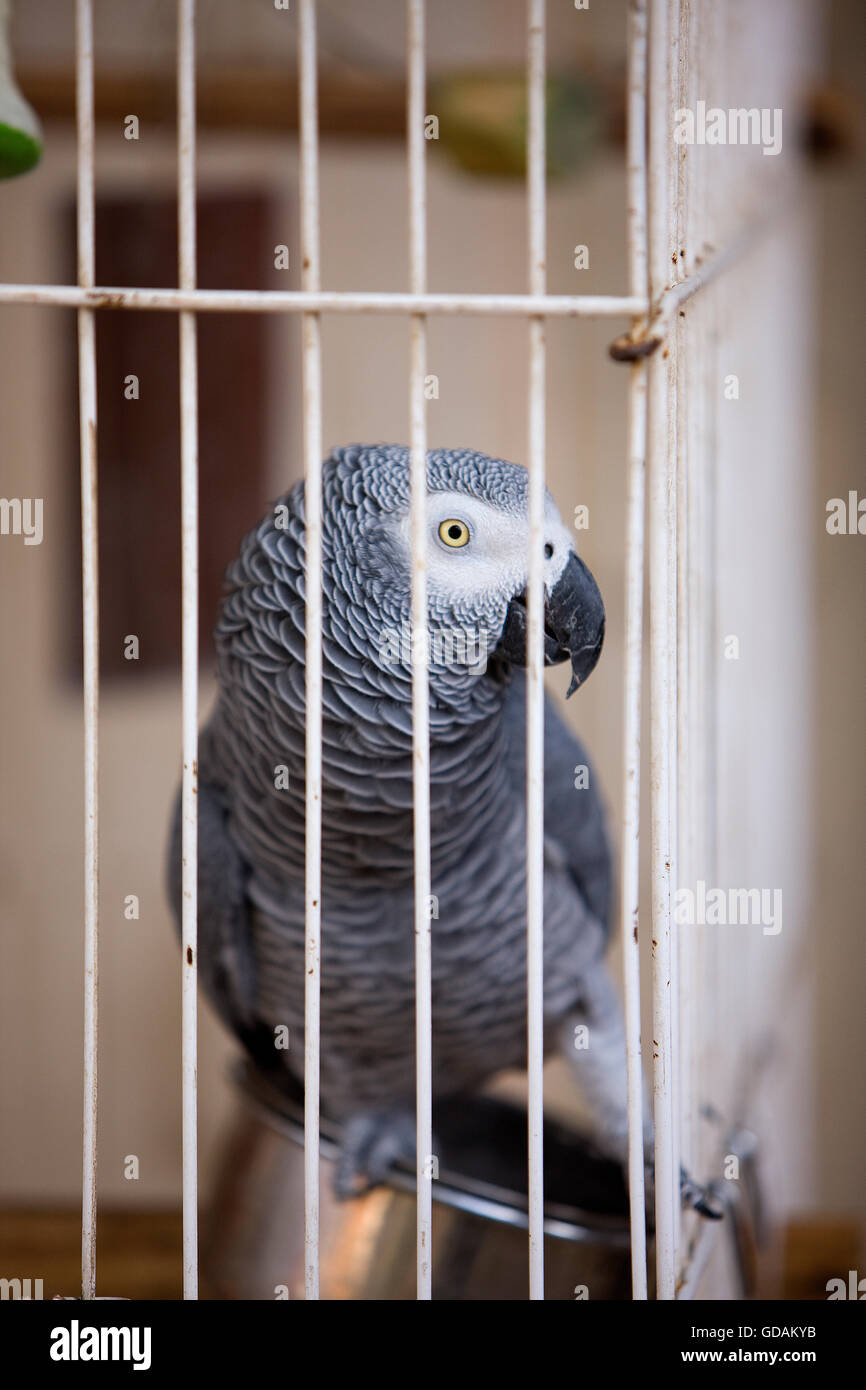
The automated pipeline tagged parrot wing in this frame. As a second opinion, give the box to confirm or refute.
[500,669,613,936]
[167,764,281,1079]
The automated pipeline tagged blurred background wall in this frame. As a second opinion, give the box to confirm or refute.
[0,0,863,1297]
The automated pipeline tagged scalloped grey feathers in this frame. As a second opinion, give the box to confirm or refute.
[168,445,612,1129]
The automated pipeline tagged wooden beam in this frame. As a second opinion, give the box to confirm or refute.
[18,66,406,137]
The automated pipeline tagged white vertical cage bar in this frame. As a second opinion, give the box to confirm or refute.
[677,1215,719,1301]
[298,0,323,1303]
[177,0,199,1302]
[525,0,547,1302]
[701,0,723,1216]
[75,0,98,1304]
[667,0,683,1279]
[621,0,649,1302]
[673,0,700,1286]
[646,0,677,1300]
[406,0,433,1302]
[691,2,717,1224]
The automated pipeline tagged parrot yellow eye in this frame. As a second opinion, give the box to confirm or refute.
[438,519,470,548]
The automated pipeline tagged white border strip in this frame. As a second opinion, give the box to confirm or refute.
[299,0,323,1304]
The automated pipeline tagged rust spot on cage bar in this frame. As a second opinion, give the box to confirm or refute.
[608,331,663,362]
[88,291,128,309]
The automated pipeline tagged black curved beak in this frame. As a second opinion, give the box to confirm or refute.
[494,552,605,697]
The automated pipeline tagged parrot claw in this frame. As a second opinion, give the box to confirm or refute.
[642,1164,726,1227]
[680,1168,725,1220]
[334,1109,419,1200]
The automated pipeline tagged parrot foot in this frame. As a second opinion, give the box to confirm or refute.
[334,1109,419,1200]
[642,1163,725,1227]
[680,1167,725,1220]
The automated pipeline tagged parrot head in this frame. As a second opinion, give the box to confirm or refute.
[325,445,605,699]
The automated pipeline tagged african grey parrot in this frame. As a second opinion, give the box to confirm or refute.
[168,444,637,1198]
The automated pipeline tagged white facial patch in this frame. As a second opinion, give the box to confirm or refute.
[393,489,574,605]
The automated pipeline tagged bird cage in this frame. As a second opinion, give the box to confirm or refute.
[0,0,824,1304]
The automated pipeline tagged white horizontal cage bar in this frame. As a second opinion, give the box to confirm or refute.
[0,283,647,317]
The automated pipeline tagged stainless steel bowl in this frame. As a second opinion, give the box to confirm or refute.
[202,1063,646,1300]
